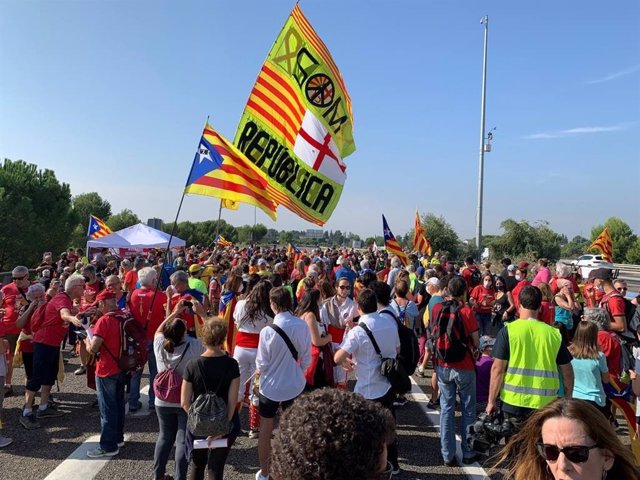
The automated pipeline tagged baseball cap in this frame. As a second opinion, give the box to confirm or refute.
[426,277,439,287]
[479,336,495,350]
[416,266,425,276]
[188,264,203,273]
[257,258,267,266]
[518,261,530,270]
[507,265,516,272]
[91,289,117,306]
[592,268,612,280]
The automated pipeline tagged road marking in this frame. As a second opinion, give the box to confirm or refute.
[409,377,490,480]
[44,385,150,480]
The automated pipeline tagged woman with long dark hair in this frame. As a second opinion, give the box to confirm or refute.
[296,289,333,390]
[233,280,273,438]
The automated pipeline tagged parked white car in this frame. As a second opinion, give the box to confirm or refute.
[571,254,615,280]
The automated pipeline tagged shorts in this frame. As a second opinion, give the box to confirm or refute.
[26,342,60,392]
[258,393,295,419]
[3,333,19,357]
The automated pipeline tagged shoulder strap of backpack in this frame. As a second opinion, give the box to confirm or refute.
[359,322,382,358]
[270,324,298,361]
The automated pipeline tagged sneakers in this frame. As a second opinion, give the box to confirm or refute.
[249,429,259,439]
[444,457,460,467]
[129,401,142,412]
[415,366,426,377]
[255,470,270,480]
[427,398,440,410]
[462,454,478,465]
[391,464,401,475]
[74,366,87,375]
[117,440,125,448]
[87,446,119,458]
[37,406,65,418]
[20,413,40,430]
[393,396,408,407]
[0,435,13,448]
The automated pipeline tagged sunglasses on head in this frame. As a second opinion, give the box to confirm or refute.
[536,442,599,463]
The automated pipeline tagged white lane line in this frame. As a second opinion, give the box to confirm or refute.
[44,385,150,480]
[409,377,490,480]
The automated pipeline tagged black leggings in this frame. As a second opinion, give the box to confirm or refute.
[190,446,232,480]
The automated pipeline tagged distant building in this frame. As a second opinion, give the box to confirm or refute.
[305,229,324,240]
[147,218,164,230]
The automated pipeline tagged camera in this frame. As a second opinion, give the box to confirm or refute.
[182,301,193,308]
[467,412,521,457]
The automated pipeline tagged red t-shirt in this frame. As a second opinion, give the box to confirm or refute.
[600,291,626,321]
[124,270,138,292]
[430,302,478,370]
[550,276,580,295]
[169,293,195,331]
[540,301,555,325]
[511,280,531,311]
[33,292,73,347]
[85,280,103,295]
[462,266,479,293]
[129,288,167,340]
[1,283,29,335]
[470,285,495,314]
[93,313,122,378]
[598,330,621,376]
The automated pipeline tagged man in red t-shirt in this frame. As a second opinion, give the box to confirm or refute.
[1,266,31,395]
[430,276,479,465]
[511,262,531,313]
[461,257,480,295]
[593,268,627,333]
[88,290,126,457]
[128,267,166,411]
[20,275,88,430]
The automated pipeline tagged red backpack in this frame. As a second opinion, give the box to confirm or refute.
[103,311,149,373]
[431,300,469,363]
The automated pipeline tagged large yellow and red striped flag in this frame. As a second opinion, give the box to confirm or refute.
[234,4,355,226]
[413,211,432,256]
[383,215,409,266]
[87,215,113,239]
[589,226,613,262]
[185,123,278,221]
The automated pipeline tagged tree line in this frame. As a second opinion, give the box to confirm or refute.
[1,158,639,271]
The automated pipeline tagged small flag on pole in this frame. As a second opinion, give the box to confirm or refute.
[412,211,432,256]
[87,215,113,239]
[382,215,409,266]
[185,122,278,221]
[215,235,233,247]
[588,227,613,262]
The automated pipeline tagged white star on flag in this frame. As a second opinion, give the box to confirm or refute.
[198,144,212,164]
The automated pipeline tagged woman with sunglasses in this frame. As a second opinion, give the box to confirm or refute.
[492,397,639,479]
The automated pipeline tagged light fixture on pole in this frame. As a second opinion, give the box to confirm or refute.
[475,15,489,260]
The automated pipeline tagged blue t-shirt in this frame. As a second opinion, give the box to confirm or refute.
[572,352,608,407]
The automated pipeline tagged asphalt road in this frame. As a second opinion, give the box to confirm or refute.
[1,348,474,480]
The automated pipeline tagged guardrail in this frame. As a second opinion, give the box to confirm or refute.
[615,264,640,274]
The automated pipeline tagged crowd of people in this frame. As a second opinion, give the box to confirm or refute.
[0,244,639,479]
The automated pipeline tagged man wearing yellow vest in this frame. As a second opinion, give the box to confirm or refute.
[486,285,574,425]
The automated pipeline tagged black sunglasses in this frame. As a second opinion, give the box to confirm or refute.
[338,285,351,290]
[536,442,599,463]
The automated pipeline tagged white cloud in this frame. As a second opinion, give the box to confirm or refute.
[586,64,640,84]
[524,124,628,140]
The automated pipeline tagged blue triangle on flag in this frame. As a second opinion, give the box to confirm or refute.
[186,135,224,186]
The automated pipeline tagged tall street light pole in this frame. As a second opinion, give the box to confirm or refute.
[475,15,489,260]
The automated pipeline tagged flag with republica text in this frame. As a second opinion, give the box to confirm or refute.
[233,4,355,226]
[185,123,278,221]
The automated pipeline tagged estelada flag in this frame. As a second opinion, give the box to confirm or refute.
[288,243,301,264]
[87,215,112,239]
[588,226,613,262]
[215,235,233,247]
[382,215,409,266]
[413,211,432,256]
[234,4,355,226]
[185,123,277,221]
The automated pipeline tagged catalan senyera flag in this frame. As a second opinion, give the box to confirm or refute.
[382,215,409,266]
[185,123,277,221]
[234,4,355,226]
[221,198,239,210]
[87,215,113,239]
[413,211,432,256]
[215,235,233,248]
[588,226,613,262]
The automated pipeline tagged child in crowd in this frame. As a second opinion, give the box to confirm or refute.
[0,336,13,448]
[475,335,495,413]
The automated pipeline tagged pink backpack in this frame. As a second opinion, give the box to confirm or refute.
[153,344,190,404]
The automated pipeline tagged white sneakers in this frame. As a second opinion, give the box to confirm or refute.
[255,470,270,480]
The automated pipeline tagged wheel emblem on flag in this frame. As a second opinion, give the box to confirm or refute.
[305,74,334,107]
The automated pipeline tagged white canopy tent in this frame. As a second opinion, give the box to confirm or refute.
[86,223,186,250]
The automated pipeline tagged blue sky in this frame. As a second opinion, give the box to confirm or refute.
[1,0,638,240]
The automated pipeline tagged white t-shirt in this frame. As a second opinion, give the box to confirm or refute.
[340,311,400,400]
[234,299,273,334]
[320,296,358,331]
[153,334,205,408]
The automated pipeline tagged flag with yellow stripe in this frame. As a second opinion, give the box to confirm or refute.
[588,226,613,262]
[383,215,409,266]
[413,211,432,255]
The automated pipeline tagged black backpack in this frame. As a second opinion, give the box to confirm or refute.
[380,309,419,376]
[432,300,469,363]
[469,268,482,288]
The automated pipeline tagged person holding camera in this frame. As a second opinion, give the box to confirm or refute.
[486,286,574,433]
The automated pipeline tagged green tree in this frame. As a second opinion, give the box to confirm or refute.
[590,217,637,263]
[164,220,237,246]
[107,209,140,231]
[492,219,563,261]
[0,159,74,270]
[68,192,112,248]
[560,235,590,259]
[625,237,640,264]
[422,213,461,259]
